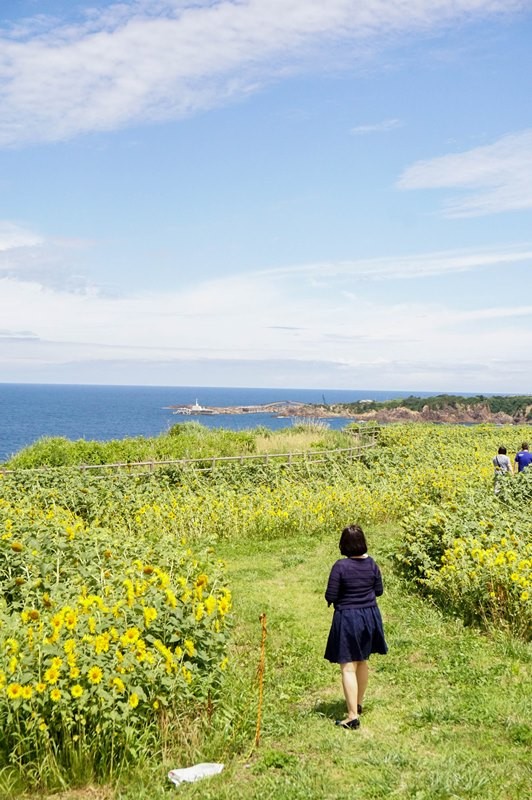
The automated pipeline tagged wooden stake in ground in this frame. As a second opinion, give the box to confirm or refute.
[254,612,267,748]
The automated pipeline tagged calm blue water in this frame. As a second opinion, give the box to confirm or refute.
[0,383,441,462]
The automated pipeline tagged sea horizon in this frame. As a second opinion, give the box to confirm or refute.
[0,382,506,462]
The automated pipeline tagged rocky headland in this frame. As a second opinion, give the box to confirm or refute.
[329,403,520,425]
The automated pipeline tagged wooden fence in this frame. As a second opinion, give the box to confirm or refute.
[0,428,380,477]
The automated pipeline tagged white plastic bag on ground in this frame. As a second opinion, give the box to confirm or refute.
[168,762,224,786]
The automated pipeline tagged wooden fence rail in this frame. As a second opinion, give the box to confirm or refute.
[0,434,380,477]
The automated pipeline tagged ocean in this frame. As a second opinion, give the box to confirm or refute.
[0,383,439,462]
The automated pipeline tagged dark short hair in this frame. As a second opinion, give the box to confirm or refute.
[498,446,507,455]
[339,525,367,557]
[522,442,529,450]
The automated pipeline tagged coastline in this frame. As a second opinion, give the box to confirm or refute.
[168,400,531,425]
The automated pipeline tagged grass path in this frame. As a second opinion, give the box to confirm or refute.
[176,527,531,800]
[43,525,531,800]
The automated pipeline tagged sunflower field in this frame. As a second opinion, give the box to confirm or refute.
[0,480,232,780]
[0,421,530,789]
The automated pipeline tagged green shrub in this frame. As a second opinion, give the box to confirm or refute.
[397,473,532,638]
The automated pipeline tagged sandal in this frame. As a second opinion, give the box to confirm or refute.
[335,718,360,730]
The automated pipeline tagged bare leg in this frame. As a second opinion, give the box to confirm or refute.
[339,662,359,721]
[356,660,369,708]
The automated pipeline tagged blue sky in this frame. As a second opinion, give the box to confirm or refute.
[0,0,531,391]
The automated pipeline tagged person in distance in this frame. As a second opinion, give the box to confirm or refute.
[493,445,513,493]
[515,442,532,473]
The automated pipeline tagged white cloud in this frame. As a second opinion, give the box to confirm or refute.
[0,244,530,391]
[10,217,530,296]
[256,246,532,281]
[0,221,43,250]
[350,118,402,135]
[454,305,532,322]
[398,128,532,216]
[0,0,524,146]
[0,219,93,289]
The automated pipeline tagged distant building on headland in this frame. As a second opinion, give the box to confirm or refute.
[172,399,217,415]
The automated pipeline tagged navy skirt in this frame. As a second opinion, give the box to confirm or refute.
[324,606,388,663]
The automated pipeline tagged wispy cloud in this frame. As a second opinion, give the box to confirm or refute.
[257,246,532,281]
[8,212,526,295]
[0,219,93,289]
[0,243,531,390]
[350,118,402,135]
[0,329,39,340]
[454,305,532,322]
[0,0,523,146]
[398,128,532,216]
[0,221,43,250]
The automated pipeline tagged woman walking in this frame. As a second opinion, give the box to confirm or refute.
[324,524,387,729]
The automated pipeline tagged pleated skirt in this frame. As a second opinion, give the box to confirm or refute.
[324,605,388,663]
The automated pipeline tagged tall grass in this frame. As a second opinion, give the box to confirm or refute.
[3,423,258,469]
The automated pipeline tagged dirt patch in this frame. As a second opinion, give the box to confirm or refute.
[39,787,112,800]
